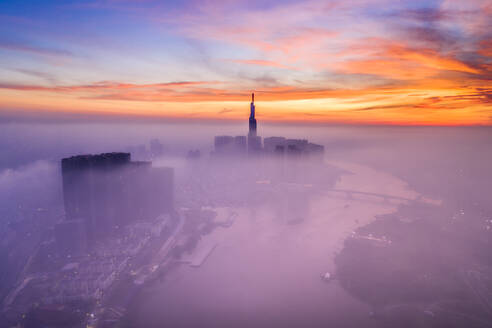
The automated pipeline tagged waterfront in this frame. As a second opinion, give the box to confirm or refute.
[128,160,420,327]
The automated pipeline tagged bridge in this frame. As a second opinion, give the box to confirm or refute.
[326,188,429,204]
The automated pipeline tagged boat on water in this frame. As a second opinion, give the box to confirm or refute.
[320,272,333,282]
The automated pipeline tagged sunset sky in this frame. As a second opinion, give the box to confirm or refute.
[0,0,491,125]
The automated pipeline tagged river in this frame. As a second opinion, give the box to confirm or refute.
[128,160,420,327]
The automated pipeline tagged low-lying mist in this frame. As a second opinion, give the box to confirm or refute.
[1,121,491,328]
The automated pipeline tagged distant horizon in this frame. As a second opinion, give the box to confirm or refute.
[1,107,492,127]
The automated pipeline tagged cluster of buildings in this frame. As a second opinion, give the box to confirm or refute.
[125,138,165,160]
[57,152,174,255]
[3,153,176,327]
[214,93,324,160]
[3,214,174,327]
[3,92,328,327]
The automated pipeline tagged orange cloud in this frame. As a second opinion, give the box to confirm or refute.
[385,45,479,74]
[1,76,490,127]
[338,40,480,79]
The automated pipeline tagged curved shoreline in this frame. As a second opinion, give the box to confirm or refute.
[128,160,419,327]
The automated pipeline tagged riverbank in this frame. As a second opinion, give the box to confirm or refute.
[126,160,420,327]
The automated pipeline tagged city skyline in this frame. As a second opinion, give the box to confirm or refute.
[0,0,491,125]
[2,2,492,327]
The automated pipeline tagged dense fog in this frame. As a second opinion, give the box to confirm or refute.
[1,121,492,328]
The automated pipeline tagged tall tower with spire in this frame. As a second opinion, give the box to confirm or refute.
[248,92,257,137]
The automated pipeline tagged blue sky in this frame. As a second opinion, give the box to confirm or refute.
[0,0,490,125]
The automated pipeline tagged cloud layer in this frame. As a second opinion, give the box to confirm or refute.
[0,0,490,125]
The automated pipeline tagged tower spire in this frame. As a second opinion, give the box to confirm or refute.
[249,92,257,137]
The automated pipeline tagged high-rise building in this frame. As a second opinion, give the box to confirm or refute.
[247,92,263,153]
[214,136,234,154]
[61,152,131,240]
[264,137,286,152]
[149,139,165,158]
[248,92,257,138]
[213,135,248,155]
[234,136,247,153]
[248,135,262,153]
[61,152,174,243]
[212,93,324,159]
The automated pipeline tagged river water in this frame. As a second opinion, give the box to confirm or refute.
[129,160,419,327]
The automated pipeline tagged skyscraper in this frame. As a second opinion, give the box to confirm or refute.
[247,92,262,153]
[61,152,174,243]
[248,92,257,137]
